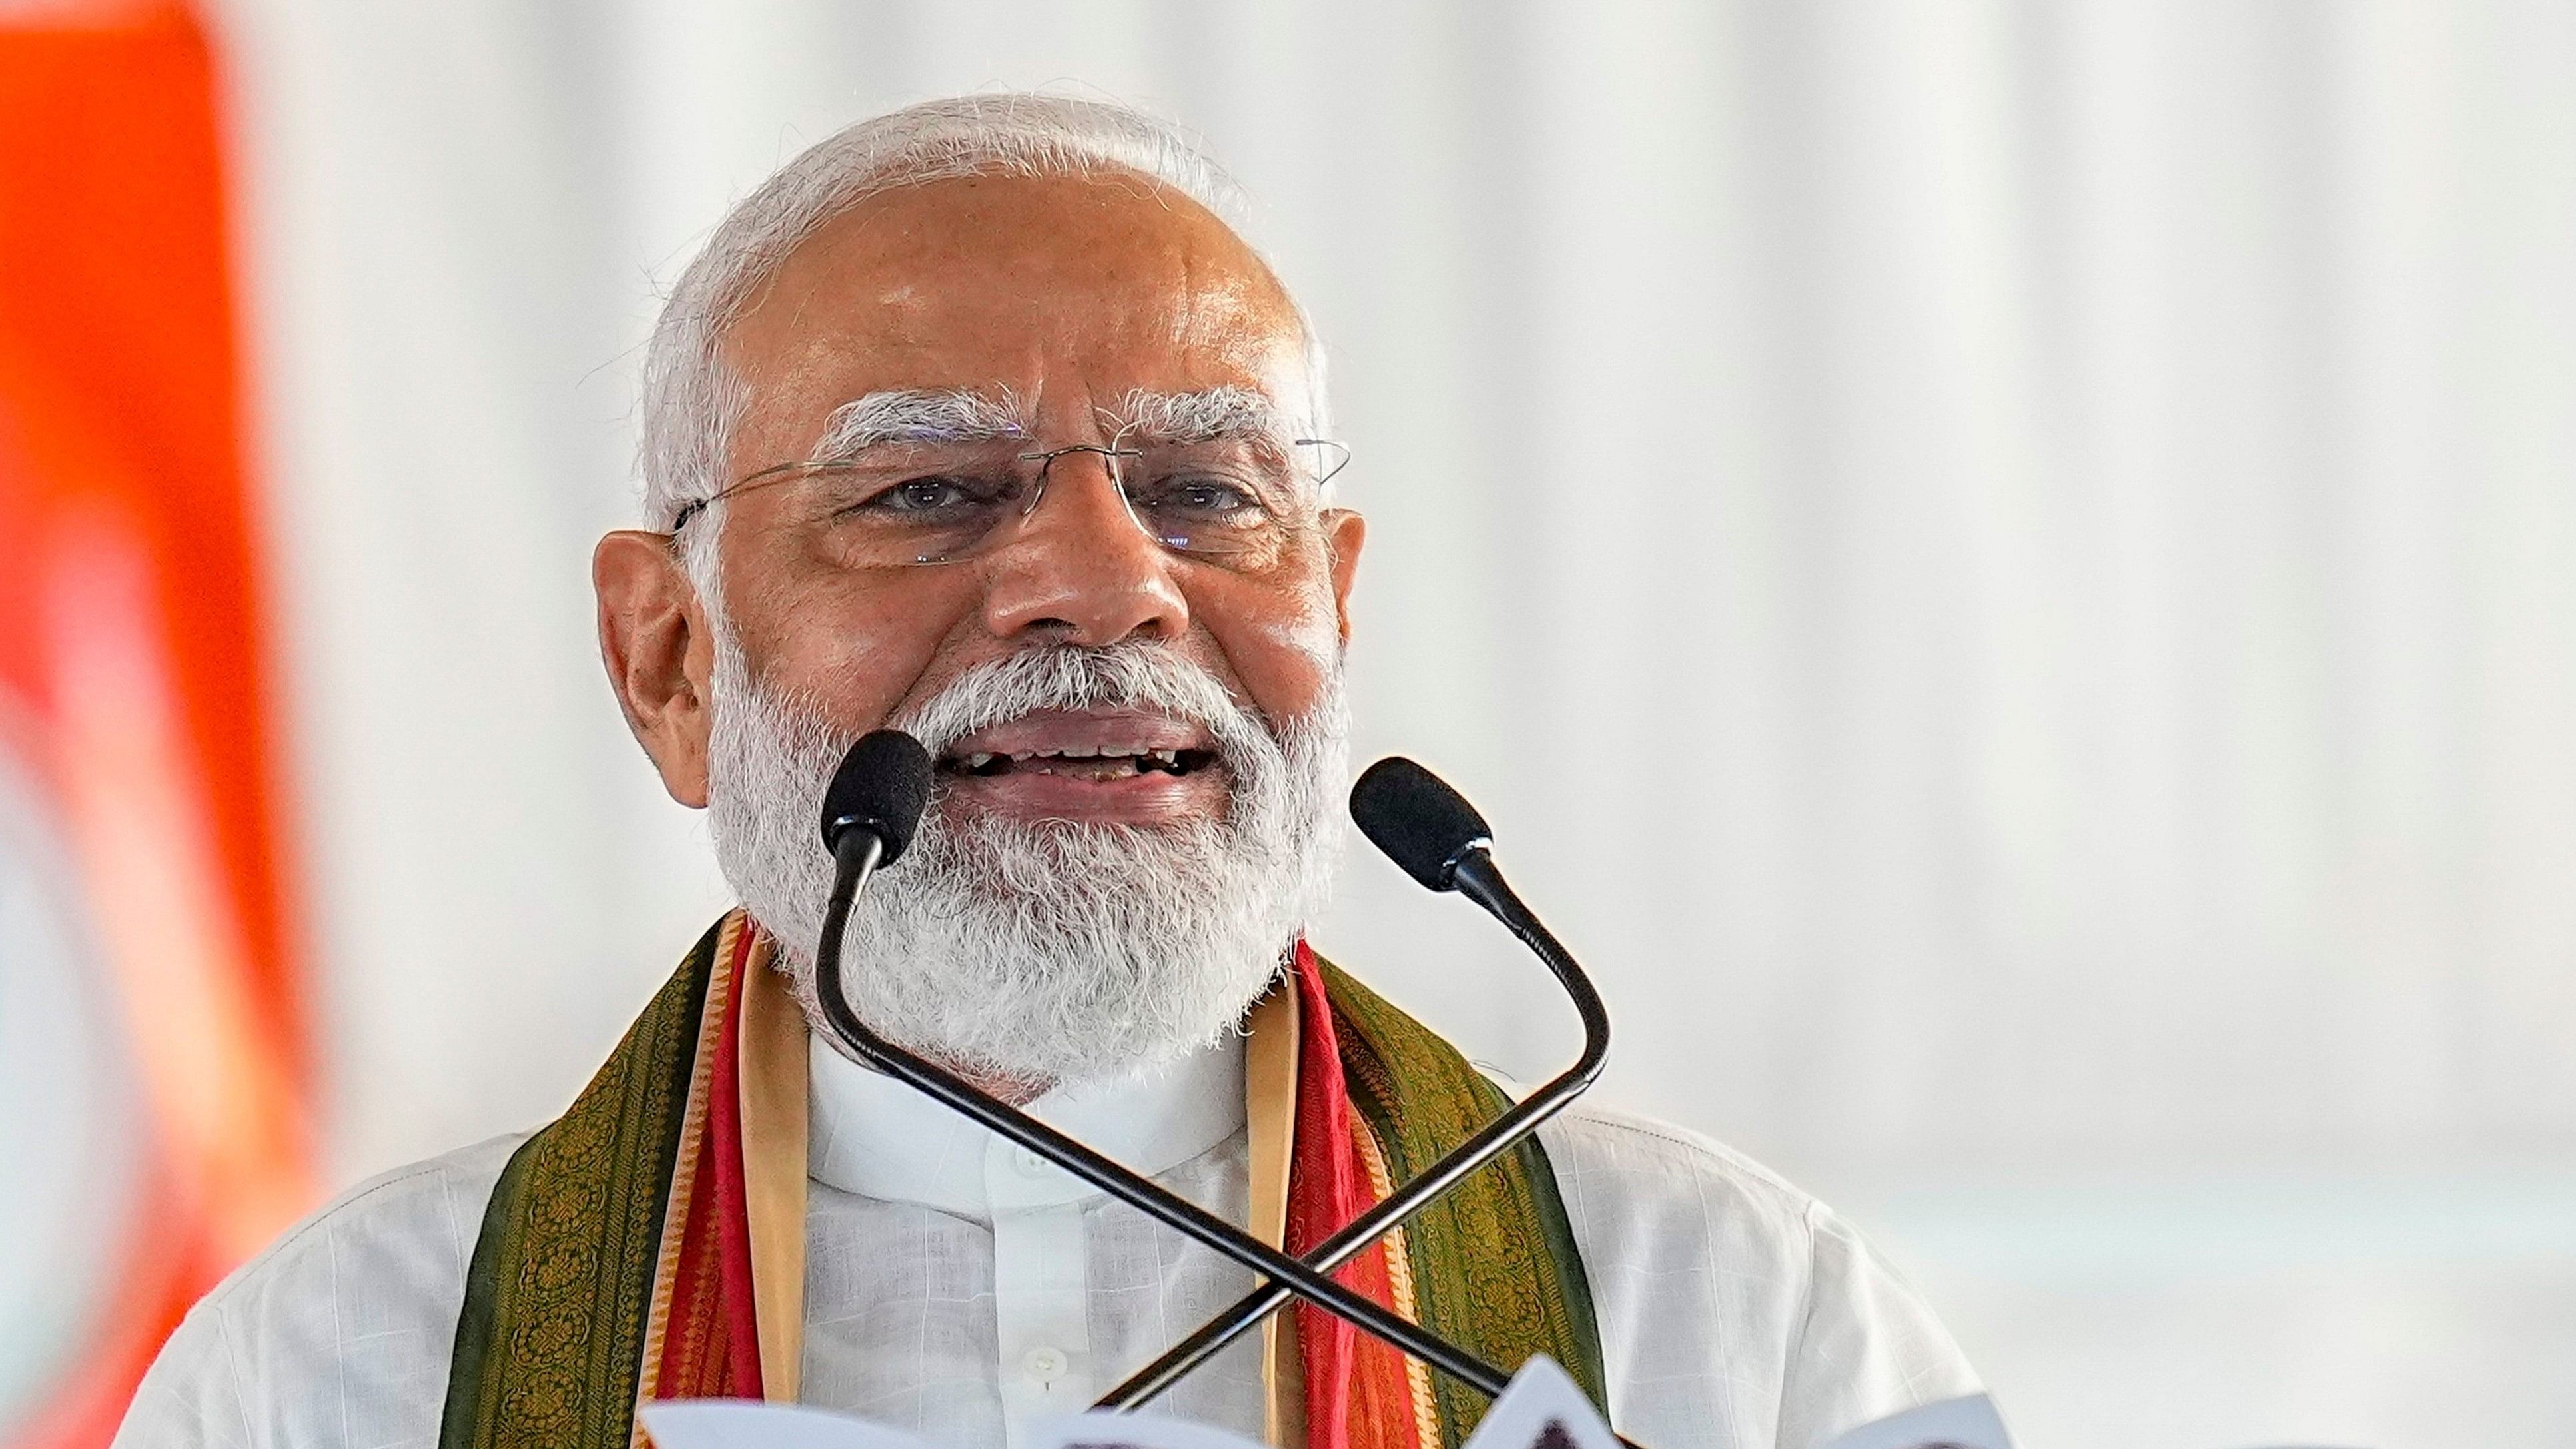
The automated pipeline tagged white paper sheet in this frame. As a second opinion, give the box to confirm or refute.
[639,1400,938,1449]
[1821,1394,2013,1449]
[1461,1355,1623,1449]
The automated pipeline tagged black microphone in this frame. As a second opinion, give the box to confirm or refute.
[1350,755,1492,890]
[819,729,935,869]
[1098,757,1637,1449]
[1352,761,1615,1051]
[805,738,1531,1412]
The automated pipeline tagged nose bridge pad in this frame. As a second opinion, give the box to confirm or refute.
[1021,443,1148,546]
[1015,460,1052,524]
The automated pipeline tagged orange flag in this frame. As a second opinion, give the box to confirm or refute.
[0,7,314,1447]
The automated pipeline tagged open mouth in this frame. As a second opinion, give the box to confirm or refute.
[940,745,1222,779]
[924,708,1228,823]
[925,707,1228,819]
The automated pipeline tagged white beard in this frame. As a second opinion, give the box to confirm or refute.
[704,631,1347,1091]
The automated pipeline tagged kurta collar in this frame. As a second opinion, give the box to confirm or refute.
[807,1028,1248,1222]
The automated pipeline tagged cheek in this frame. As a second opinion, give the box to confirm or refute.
[732,564,982,731]
[1192,567,1344,724]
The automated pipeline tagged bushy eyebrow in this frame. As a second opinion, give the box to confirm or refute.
[808,388,1031,459]
[1105,386,1298,452]
[804,384,1311,473]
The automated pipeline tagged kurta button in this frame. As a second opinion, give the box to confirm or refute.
[1023,1345,1068,1383]
[1013,1147,1050,1178]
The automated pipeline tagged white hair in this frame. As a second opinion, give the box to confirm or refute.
[639,93,1334,589]
[707,630,1348,1091]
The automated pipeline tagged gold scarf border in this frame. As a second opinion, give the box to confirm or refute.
[438,917,731,1449]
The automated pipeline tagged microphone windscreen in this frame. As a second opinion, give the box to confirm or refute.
[1350,757,1492,891]
[819,729,935,865]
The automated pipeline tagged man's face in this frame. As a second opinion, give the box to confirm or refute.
[614,169,1363,821]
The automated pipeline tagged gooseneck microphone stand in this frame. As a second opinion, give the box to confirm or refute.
[1096,759,1614,1412]
[811,734,1641,1446]
[811,737,1525,1402]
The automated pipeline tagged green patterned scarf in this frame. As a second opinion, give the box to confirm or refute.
[440,913,1603,1449]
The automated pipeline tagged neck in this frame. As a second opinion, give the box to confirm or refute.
[803,1010,1057,1105]
[945,1058,1054,1107]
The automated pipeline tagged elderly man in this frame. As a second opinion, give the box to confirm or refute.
[117,97,1978,1449]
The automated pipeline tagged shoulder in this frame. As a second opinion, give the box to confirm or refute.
[189,1131,525,1331]
[116,1134,528,1449]
[1533,1106,1978,1448]
[1532,1104,1839,1337]
[1537,1103,1830,1268]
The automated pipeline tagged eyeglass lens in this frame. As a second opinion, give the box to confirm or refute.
[779,438,1306,570]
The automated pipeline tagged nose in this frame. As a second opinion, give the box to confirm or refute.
[978,450,1190,646]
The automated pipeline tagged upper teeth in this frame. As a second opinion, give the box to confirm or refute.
[956,747,1188,767]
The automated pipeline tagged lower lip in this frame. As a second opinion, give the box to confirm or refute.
[937,763,1230,826]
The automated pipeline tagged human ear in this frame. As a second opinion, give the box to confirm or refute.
[1322,508,1366,646]
[593,530,715,807]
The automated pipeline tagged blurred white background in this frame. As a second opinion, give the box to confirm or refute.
[197,2,2575,1446]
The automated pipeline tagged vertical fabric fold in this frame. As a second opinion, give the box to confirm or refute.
[736,935,811,1400]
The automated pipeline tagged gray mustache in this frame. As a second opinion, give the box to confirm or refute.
[892,642,1267,761]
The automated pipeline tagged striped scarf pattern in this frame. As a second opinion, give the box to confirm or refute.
[439,912,1602,1449]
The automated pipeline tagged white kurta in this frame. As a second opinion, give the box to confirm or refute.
[114,1028,1978,1449]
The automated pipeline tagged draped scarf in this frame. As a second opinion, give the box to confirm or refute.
[439,911,1603,1449]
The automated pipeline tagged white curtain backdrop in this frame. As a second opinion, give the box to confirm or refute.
[201,3,2576,1445]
